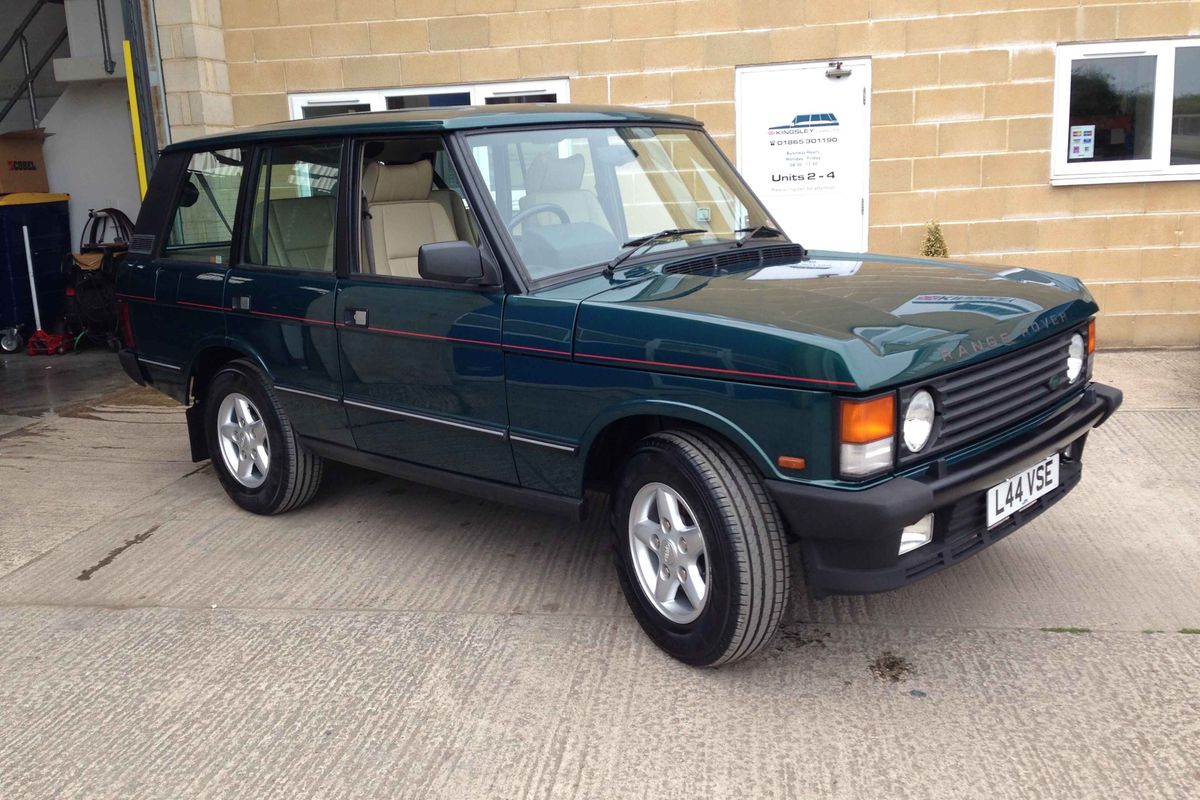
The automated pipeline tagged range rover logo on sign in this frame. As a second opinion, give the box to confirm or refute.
[769,113,841,131]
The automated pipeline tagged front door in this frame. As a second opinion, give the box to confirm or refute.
[336,135,517,483]
[224,139,351,447]
[735,59,872,252]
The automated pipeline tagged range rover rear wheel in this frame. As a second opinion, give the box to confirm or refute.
[205,360,323,515]
[612,430,791,666]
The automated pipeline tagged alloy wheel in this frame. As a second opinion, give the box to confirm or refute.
[216,392,270,488]
[628,482,709,624]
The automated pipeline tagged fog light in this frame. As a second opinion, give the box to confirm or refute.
[1066,333,1085,384]
[899,514,934,556]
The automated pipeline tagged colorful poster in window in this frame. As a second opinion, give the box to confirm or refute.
[1068,124,1096,160]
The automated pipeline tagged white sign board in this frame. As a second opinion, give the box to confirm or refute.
[736,60,871,252]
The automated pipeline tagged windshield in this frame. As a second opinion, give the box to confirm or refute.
[464,125,779,281]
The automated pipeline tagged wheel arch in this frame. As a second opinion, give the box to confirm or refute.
[185,341,269,405]
[182,341,268,462]
[579,402,775,494]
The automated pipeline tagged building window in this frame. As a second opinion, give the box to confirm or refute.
[1052,38,1200,185]
[288,79,570,121]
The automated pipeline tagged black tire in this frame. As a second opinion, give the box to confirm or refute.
[612,429,791,666]
[204,359,324,515]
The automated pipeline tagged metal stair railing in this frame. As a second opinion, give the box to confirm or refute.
[0,0,70,128]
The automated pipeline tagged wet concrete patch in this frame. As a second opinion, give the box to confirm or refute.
[869,651,914,682]
[77,525,161,581]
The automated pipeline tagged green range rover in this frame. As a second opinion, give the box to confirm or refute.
[116,105,1122,666]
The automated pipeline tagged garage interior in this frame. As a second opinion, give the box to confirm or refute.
[1,0,153,358]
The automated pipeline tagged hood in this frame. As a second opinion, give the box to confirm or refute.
[572,249,1098,392]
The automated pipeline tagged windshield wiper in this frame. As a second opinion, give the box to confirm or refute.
[734,225,787,247]
[603,228,706,277]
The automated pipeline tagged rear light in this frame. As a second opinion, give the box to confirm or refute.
[117,298,135,348]
[839,394,896,478]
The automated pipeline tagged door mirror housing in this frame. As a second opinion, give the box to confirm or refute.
[418,241,499,285]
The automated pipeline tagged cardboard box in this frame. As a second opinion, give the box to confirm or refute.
[0,129,50,194]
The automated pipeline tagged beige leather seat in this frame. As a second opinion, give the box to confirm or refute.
[363,160,466,278]
[432,188,477,246]
[518,153,611,232]
[248,195,336,270]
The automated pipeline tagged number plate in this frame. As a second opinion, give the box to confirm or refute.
[986,453,1060,528]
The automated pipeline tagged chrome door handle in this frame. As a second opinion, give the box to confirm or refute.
[345,308,368,327]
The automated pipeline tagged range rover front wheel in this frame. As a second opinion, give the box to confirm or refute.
[204,360,323,515]
[613,430,791,666]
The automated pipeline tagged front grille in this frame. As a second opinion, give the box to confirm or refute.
[899,327,1086,464]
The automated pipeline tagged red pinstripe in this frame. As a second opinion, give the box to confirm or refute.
[574,351,857,387]
[117,294,851,387]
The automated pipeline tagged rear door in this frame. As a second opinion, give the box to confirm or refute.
[336,135,517,483]
[120,147,246,397]
[224,139,352,447]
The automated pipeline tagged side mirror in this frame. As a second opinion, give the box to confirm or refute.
[418,241,496,285]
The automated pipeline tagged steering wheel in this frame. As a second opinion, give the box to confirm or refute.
[508,203,571,232]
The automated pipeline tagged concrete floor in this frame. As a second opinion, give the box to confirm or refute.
[0,348,1198,799]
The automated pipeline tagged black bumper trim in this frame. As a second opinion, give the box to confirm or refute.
[767,382,1122,595]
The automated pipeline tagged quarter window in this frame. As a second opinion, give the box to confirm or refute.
[163,148,244,263]
[1052,38,1200,184]
[245,142,342,272]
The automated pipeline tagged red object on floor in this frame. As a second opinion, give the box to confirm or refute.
[26,329,72,356]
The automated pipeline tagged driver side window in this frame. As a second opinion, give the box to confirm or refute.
[356,137,480,280]
[468,131,621,278]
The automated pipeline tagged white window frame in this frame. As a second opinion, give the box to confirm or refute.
[288,79,570,121]
[1051,37,1200,186]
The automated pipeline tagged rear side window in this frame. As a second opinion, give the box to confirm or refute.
[245,141,341,272]
[163,148,245,264]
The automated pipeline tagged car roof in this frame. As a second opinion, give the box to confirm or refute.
[162,103,703,153]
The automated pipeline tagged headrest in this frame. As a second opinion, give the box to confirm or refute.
[525,153,585,193]
[364,160,433,202]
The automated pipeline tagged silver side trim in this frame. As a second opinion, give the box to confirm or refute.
[274,384,340,403]
[138,357,181,372]
[343,398,507,439]
[510,434,578,454]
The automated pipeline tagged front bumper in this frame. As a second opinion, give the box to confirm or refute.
[767,382,1123,596]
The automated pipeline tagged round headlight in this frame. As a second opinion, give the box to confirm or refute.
[1066,333,1085,384]
[903,390,936,453]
